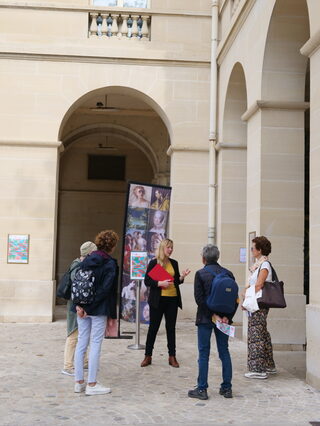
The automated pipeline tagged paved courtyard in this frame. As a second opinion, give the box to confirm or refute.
[1,306,320,426]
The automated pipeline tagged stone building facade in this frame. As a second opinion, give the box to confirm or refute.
[0,0,319,388]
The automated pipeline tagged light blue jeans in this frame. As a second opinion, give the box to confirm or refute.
[74,315,107,383]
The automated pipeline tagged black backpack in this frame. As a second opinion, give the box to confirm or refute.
[71,268,96,305]
[206,268,239,314]
[57,262,80,300]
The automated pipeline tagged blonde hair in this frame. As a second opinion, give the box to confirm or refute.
[156,238,173,266]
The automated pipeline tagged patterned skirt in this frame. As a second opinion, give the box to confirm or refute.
[247,308,275,373]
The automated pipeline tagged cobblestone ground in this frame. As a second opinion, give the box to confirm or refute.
[1,307,320,426]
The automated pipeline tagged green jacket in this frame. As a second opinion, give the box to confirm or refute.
[66,258,81,336]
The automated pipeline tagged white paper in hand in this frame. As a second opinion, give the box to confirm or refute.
[216,320,235,338]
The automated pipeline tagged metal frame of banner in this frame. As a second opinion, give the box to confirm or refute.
[127,280,145,350]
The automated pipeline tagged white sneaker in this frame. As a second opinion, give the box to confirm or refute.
[244,371,268,379]
[85,382,111,396]
[61,369,75,376]
[266,368,277,374]
[74,382,86,393]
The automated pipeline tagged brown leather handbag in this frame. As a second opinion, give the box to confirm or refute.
[257,262,287,309]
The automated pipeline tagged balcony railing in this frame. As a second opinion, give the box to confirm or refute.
[89,12,151,40]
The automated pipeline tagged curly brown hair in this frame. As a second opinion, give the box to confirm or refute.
[95,230,119,253]
[252,236,271,256]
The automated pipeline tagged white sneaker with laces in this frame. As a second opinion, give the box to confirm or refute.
[61,369,75,376]
[74,382,86,393]
[85,382,111,396]
[244,371,268,379]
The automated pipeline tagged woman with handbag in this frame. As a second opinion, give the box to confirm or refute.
[140,238,190,368]
[243,236,276,379]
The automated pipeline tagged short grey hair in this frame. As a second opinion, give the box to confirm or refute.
[201,244,220,264]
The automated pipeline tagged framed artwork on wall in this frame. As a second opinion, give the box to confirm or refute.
[7,234,30,264]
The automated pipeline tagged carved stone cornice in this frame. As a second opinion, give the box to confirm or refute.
[166,145,209,156]
[0,2,211,17]
[215,142,246,151]
[241,100,310,122]
[0,51,210,68]
[0,139,63,149]
[300,29,320,57]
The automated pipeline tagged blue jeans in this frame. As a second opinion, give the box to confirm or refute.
[74,315,107,383]
[197,323,232,391]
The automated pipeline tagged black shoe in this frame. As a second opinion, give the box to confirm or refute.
[219,388,233,398]
[188,387,208,400]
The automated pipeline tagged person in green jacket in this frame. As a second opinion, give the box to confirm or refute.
[61,241,97,376]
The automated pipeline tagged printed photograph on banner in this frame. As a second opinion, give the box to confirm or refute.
[147,232,165,259]
[150,187,171,211]
[140,301,150,324]
[121,273,136,300]
[130,230,147,251]
[130,251,148,280]
[122,298,136,322]
[148,210,167,234]
[126,207,148,230]
[123,234,133,273]
[128,184,152,209]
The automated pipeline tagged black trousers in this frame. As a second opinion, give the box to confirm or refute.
[145,296,178,356]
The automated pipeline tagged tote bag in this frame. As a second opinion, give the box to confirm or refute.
[257,262,286,309]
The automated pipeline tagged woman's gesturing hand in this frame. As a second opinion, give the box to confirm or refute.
[180,268,191,281]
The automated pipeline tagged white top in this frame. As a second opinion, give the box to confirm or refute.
[249,261,272,287]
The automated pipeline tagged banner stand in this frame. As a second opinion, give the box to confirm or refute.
[128,280,145,350]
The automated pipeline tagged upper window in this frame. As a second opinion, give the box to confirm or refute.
[93,0,148,7]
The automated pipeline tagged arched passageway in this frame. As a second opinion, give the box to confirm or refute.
[56,87,171,282]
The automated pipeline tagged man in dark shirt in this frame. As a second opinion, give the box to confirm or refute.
[188,244,238,400]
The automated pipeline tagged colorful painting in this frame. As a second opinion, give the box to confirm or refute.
[130,251,148,280]
[7,234,29,264]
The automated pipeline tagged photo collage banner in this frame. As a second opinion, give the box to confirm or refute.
[120,182,172,324]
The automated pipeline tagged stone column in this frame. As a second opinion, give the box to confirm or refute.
[0,140,62,322]
[301,30,320,388]
[242,101,308,347]
[167,146,209,318]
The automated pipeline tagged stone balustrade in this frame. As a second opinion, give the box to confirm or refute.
[89,12,151,40]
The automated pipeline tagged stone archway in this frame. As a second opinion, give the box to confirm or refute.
[56,87,171,284]
[218,62,248,297]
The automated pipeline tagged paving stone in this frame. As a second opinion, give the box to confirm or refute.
[0,307,320,425]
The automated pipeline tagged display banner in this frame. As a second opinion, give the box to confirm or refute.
[120,182,172,324]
